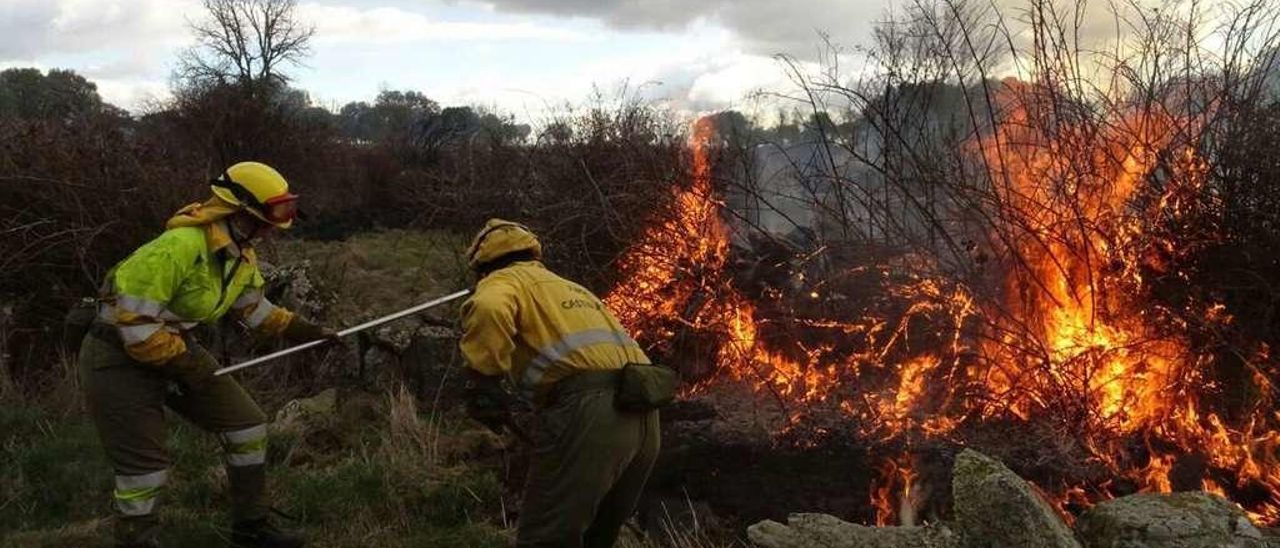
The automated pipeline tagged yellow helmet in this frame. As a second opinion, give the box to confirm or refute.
[467,219,542,271]
[210,161,298,229]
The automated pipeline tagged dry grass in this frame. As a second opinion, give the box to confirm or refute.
[266,228,470,323]
[619,525,742,548]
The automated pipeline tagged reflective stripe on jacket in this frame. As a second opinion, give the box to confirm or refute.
[98,222,293,365]
[460,261,649,399]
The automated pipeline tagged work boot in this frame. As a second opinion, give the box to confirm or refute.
[230,518,306,548]
[115,515,162,548]
[227,463,269,521]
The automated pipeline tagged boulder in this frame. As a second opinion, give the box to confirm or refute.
[259,259,335,319]
[748,513,958,548]
[952,449,1081,548]
[274,388,338,430]
[1075,492,1265,548]
[1265,528,1280,548]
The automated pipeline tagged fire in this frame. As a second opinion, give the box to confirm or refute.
[604,118,849,405]
[973,83,1280,521]
[975,90,1195,435]
[606,88,1280,525]
[605,118,731,346]
[1139,453,1175,494]
[871,453,917,526]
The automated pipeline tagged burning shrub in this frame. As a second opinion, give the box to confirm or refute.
[601,0,1280,528]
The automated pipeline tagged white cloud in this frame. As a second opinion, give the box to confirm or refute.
[0,0,194,111]
[464,48,802,121]
[472,0,885,57]
[93,78,172,111]
[301,3,589,44]
[0,0,194,58]
[686,54,788,107]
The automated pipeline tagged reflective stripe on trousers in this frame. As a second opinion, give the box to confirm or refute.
[219,424,267,466]
[114,469,169,516]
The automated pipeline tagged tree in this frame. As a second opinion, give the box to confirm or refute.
[416,106,481,155]
[0,68,115,121]
[477,110,530,146]
[170,0,321,162]
[541,121,574,144]
[706,110,756,143]
[377,90,441,142]
[337,101,375,141]
[178,0,314,91]
[337,90,440,144]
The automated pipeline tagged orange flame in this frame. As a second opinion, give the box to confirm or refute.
[607,101,1280,524]
[871,453,917,526]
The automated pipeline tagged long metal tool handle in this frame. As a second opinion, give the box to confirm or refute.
[214,289,472,376]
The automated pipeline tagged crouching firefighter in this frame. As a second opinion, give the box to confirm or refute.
[459,219,677,548]
[79,162,337,548]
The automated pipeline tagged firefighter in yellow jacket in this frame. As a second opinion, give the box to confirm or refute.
[79,162,332,548]
[459,219,663,548]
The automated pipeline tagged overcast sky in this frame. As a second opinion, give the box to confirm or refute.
[0,0,892,118]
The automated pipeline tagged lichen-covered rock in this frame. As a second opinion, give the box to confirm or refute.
[1265,527,1280,547]
[952,449,1081,548]
[259,259,336,319]
[274,388,338,430]
[1075,492,1265,548]
[747,513,958,548]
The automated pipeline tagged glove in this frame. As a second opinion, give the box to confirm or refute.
[166,344,220,389]
[282,316,344,348]
[464,371,514,433]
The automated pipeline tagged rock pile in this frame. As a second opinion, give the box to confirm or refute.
[1076,492,1266,548]
[748,449,1271,548]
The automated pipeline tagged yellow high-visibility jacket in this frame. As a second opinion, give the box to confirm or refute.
[460,261,649,399]
[97,221,294,365]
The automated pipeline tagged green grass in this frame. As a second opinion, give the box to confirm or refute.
[1,405,110,534]
[0,389,509,548]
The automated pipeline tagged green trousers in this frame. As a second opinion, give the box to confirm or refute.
[78,328,271,544]
[517,372,661,548]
